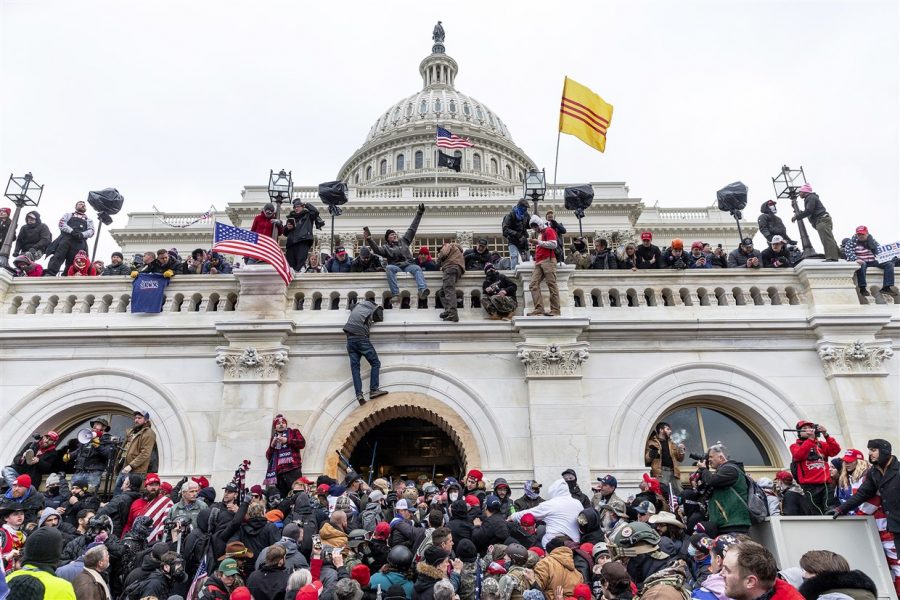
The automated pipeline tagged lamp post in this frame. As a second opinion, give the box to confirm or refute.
[524,168,546,215]
[772,165,817,259]
[267,169,293,241]
[1,172,43,269]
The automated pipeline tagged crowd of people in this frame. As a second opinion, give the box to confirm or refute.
[2,185,896,303]
[2,408,897,600]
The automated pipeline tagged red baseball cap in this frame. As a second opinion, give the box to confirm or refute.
[640,231,653,241]
[316,484,331,495]
[161,482,174,494]
[295,476,313,485]
[843,449,865,463]
[529,546,546,558]
[145,473,161,485]
[520,513,536,527]
[191,476,209,489]
[464,495,480,507]
[373,521,391,540]
[45,431,60,442]
[856,226,868,235]
[691,241,703,250]
[466,469,483,481]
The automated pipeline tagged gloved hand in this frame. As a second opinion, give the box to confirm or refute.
[91,437,100,447]
[130,271,139,279]
[417,203,426,213]
[163,269,174,278]
[830,508,842,519]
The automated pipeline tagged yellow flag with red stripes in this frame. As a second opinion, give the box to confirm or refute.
[559,77,614,153]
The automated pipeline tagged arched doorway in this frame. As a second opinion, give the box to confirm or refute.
[347,417,464,483]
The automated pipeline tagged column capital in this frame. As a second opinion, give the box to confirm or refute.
[216,346,290,382]
[817,340,894,378]
[516,341,590,379]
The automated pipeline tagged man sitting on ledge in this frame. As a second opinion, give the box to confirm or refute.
[364,203,430,308]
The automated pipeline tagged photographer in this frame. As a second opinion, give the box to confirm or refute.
[789,420,841,515]
[284,198,323,272]
[644,422,686,494]
[696,444,751,535]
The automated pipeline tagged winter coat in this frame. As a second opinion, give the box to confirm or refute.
[727,247,762,268]
[662,249,689,270]
[389,519,426,552]
[3,485,45,525]
[798,570,878,600]
[366,209,424,267]
[265,427,305,474]
[413,561,459,600]
[512,479,583,546]
[771,578,806,600]
[843,234,883,263]
[246,563,291,600]
[63,492,100,526]
[589,248,617,269]
[343,300,385,338]
[8,440,60,485]
[534,546,583,598]
[464,247,491,271]
[636,244,662,269]
[790,436,841,485]
[502,202,531,250]
[168,498,207,527]
[351,255,383,272]
[326,255,353,273]
[13,211,52,256]
[69,437,115,473]
[796,193,828,227]
[72,567,111,600]
[202,253,233,274]
[457,562,477,600]
[319,522,350,548]
[838,455,900,533]
[370,570,414,600]
[645,434,686,479]
[123,550,161,590]
[699,460,751,530]
[437,243,466,274]
[255,537,309,572]
[691,572,728,600]
[761,246,793,268]
[96,490,140,533]
[101,262,132,276]
[122,423,156,474]
[513,494,543,512]
[199,574,233,599]
[757,202,793,243]
[7,565,76,599]
[132,570,174,600]
[233,517,282,571]
[448,502,474,546]
[0,217,13,248]
[483,270,517,298]
[251,211,284,239]
[471,511,510,554]
[688,252,714,269]
[285,203,321,246]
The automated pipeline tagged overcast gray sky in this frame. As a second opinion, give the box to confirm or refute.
[2,0,897,260]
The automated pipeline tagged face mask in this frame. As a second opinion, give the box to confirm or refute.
[449,492,458,502]
[688,545,698,557]
[771,207,777,215]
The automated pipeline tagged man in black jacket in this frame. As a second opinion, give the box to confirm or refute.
[760,236,793,268]
[502,199,531,268]
[284,199,322,271]
[471,494,509,554]
[757,200,796,244]
[834,439,899,537]
[343,299,388,405]
[366,203,429,305]
[100,252,132,276]
[45,200,95,276]
[464,238,492,271]
[590,238,618,270]
[843,225,895,296]
[792,183,839,261]
[635,232,661,269]
[13,211,52,260]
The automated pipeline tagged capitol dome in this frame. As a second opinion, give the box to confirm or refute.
[337,26,537,187]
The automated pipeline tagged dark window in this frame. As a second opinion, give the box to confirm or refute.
[415,151,424,169]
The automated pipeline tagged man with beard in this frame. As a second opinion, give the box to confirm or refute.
[100,251,132,276]
[265,414,307,498]
[96,474,143,533]
[721,542,803,600]
[561,469,591,508]
[482,263,518,320]
[115,411,157,494]
[13,210,52,260]
[126,473,173,541]
[62,480,100,527]
[45,200,95,276]
[3,430,61,490]
[464,238,492,272]
[491,478,514,516]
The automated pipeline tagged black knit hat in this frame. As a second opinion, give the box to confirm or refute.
[127,473,143,491]
[22,526,64,568]
[455,538,477,562]
[868,439,892,455]
[384,229,397,242]
[423,545,449,567]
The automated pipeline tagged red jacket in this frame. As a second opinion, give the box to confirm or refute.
[790,436,841,484]
[265,428,306,473]
[535,227,558,263]
[771,577,804,600]
[251,212,284,238]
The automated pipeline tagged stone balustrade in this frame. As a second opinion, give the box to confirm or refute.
[0,261,892,319]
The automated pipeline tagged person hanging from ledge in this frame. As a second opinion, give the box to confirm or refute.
[527,215,560,317]
[792,183,840,262]
[343,298,389,406]
[364,203,430,308]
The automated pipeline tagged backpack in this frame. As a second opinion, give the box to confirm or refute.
[361,505,381,533]
[731,472,770,524]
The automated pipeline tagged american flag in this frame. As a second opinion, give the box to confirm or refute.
[142,494,175,543]
[436,126,474,149]
[212,221,293,285]
[186,556,208,599]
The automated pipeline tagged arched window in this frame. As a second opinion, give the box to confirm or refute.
[419,99,428,115]
[656,404,773,467]
[392,107,401,122]
[449,100,457,113]
[415,151,424,169]
[354,172,360,184]
[463,103,472,117]
[473,153,482,171]
[405,103,414,117]
[379,159,388,176]
[366,166,372,181]
[505,165,512,179]
[490,158,498,174]
[396,154,405,172]
[476,106,485,121]
[434,98,443,113]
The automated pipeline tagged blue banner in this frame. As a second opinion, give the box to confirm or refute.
[131,273,169,313]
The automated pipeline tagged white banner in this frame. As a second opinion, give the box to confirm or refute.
[875,241,900,263]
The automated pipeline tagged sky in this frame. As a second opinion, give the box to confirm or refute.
[1,0,897,261]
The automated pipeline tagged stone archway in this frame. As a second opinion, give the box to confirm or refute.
[322,393,482,478]
[0,369,195,476]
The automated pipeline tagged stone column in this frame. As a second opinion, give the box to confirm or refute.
[515,318,591,485]
[514,263,576,316]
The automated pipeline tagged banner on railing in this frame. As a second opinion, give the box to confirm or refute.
[151,205,216,228]
[131,274,169,313]
[875,241,900,264]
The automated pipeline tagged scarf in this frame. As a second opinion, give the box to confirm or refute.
[523,481,539,500]
[85,567,111,599]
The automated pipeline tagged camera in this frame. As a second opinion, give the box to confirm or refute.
[689,452,707,462]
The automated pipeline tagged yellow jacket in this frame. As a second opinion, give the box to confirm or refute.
[7,565,77,600]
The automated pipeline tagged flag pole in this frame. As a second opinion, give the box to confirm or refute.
[551,130,561,203]
[434,121,439,187]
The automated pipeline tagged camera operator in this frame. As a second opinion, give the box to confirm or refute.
[789,420,841,515]
[696,444,751,535]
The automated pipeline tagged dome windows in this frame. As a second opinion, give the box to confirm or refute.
[392,107,401,122]
[490,158,498,174]
[505,165,512,180]
[476,106,485,121]
[396,154,405,172]
[434,98,443,113]
[379,159,388,176]
[488,111,496,128]
[473,153,482,171]
[419,99,428,115]
[449,99,457,114]
[405,103,414,118]
[463,102,471,117]
[365,166,372,181]
[414,151,424,170]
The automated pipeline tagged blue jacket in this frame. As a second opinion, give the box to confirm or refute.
[370,570,415,599]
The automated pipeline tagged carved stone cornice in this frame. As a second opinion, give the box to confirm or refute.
[456,231,473,249]
[817,340,894,377]
[216,346,289,381]
[516,343,589,379]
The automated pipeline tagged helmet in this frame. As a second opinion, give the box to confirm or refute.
[607,521,660,558]
[347,529,370,548]
[335,496,353,512]
[387,545,413,571]
[423,484,439,496]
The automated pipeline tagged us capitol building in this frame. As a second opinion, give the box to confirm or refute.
[1,28,897,493]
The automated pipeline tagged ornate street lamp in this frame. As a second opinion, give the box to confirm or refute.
[772,165,817,258]
[524,168,546,214]
[267,169,293,240]
[1,172,43,269]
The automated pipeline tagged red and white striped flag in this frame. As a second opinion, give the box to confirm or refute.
[436,126,474,149]
[212,221,293,285]
[142,495,175,543]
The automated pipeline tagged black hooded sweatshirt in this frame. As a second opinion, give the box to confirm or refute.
[13,211,52,256]
[757,202,794,243]
[448,499,474,548]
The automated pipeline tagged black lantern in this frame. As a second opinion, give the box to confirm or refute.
[268,169,292,239]
[524,168,546,214]
[772,165,816,259]
[1,172,44,268]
